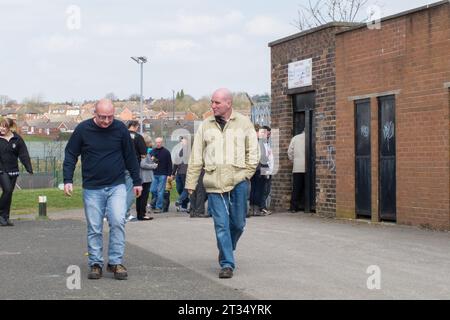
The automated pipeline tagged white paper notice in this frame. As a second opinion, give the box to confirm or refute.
[288,59,312,89]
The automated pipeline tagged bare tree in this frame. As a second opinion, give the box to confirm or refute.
[129,94,141,101]
[22,94,46,113]
[104,92,117,101]
[293,0,372,31]
[0,95,10,107]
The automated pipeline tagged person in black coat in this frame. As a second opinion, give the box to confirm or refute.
[149,137,172,213]
[0,118,33,226]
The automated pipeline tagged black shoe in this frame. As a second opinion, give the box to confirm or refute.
[107,264,128,280]
[88,264,103,280]
[219,267,233,279]
[0,217,8,227]
[191,213,210,218]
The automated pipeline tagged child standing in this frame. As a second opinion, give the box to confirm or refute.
[163,175,174,212]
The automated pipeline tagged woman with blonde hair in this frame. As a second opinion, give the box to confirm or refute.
[0,118,33,226]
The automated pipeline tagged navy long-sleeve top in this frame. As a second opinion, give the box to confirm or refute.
[63,119,142,189]
[150,147,173,176]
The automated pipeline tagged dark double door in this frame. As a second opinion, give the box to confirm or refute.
[355,97,396,221]
[292,92,316,213]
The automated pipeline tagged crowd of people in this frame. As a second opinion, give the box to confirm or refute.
[0,87,306,281]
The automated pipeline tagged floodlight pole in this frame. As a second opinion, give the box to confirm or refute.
[131,56,148,134]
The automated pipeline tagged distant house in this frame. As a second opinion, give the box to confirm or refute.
[142,119,195,139]
[0,108,18,119]
[143,110,161,120]
[44,114,80,123]
[19,119,59,137]
[116,107,133,121]
[80,104,94,121]
[20,120,49,135]
[19,118,78,137]
[184,112,198,121]
[202,110,213,120]
[155,111,169,120]
[66,106,80,116]
[173,112,189,121]
[48,104,68,115]
[80,103,95,115]
[16,106,42,120]
[59,121,78,133]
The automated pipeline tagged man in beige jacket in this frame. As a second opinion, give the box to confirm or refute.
[186,88,259,279]
[288,130,306,212]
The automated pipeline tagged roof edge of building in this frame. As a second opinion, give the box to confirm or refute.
[268,22,360,47]
[336,0,449,35]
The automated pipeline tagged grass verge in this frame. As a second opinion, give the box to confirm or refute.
[11,188,83,215]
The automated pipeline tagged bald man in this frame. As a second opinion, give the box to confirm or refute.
[63,99,142,281]
[149,137,172,213]
[186,88,259,279]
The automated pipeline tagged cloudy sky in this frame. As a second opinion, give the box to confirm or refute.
[0,0,436,103]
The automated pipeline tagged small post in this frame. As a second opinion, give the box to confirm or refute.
[39,196,47,218]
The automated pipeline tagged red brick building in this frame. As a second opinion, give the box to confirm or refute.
[270,1,450,230]
[335,1,450,229]
[269,22,357,216]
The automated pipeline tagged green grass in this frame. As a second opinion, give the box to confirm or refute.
[11,188,83,215]
[22,135,55,142]
[11,184,181,215]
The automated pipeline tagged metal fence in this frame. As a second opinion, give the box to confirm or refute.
[17,157,82,189]
[251,102,271,127]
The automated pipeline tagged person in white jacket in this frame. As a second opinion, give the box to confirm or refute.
[287,130,305,212]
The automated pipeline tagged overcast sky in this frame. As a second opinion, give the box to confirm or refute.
[0,0,437,103]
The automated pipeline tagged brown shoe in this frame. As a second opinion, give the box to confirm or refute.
[107,264,128,280]
[219,267,233,279]
[88,264,103,280]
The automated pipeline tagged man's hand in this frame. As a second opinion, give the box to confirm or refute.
[134,186,143,198]
[187,189,194,195]
[64,183,73,197]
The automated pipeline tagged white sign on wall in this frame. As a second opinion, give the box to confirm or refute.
[288,58,312,89]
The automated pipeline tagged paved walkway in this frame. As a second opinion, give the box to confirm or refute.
[3,209,450,299]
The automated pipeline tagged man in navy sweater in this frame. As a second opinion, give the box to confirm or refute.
[63,99,142,281]
[150,137,172,213]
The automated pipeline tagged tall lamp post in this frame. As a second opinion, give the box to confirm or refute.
[172,89,175,120]
[131,56,148,134]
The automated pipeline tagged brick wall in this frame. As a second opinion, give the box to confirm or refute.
[336,3,450,229]
[270,23,355,217]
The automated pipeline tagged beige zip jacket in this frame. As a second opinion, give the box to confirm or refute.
[186,111,259,194]
[287,133,306,173]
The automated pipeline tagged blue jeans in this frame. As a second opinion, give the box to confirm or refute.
[208,180,249,270]
[250,171,269,209]
[124,171,135,218]
[176,174,189,209]
[83,184,127,268]
[150,175,167,210]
